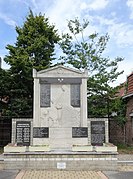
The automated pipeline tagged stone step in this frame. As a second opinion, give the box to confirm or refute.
[118,161,133,165]
[51,148,72,152]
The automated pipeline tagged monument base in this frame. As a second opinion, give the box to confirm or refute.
[3,151,118,171]
[72,145,93,152]
[94,143,117,152]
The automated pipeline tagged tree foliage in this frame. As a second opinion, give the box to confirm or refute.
[2,10,60,117]
[0,68,11,116]
[59,18,125,119]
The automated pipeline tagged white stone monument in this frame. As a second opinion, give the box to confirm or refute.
[32,65,88,150]
[4,65,117,171]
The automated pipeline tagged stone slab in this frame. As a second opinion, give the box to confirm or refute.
[3,152,118,170]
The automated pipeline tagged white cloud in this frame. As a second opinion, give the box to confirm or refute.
[89,0,109,10]
[0,12,16,28]
[45,0,86,33]
[127,0,133,19]
[80,0,109,11]
[113,59,133,86]
[108,23,133,47]
[94,16,133,47]
[0,50,10,69]
[27,0,109,34]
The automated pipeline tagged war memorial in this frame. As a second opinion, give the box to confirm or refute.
[4,65,117,170]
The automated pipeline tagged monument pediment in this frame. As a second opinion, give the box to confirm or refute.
[33,65,88,78]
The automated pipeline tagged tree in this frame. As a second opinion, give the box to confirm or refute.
[59,18,124,118]
[0,68,11,116]
[4,10,60,117]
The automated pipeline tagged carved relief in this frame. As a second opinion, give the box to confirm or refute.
[40,84,80,127]
[57,68,64,74]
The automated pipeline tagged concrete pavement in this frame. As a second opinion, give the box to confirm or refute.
[0,154,133,179]
[103,171,133,179]
[0,170,19,179]
[16,170,107,179]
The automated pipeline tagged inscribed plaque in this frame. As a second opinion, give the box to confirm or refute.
[72,127,88,138]
[40,84,51,107]
[71,84,80,107]
[91,121,105,146]
[16,121,31,146]
[33,127,49,138]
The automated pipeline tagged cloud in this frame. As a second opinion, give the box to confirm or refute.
[94,15,133,47]
[0,49,10,69]
[80,0,109,10]
[113,59,133,86]
[45,0,86,32]
[28,0,109,34]
[108,23,133,47]
[127,0,133,19]
[0,12,16,28]
[88,0,109,10]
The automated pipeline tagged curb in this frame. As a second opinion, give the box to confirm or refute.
[97,171,108,179]
[15,170,26,179]
[118,161,133,165]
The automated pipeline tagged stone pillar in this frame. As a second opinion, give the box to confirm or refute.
[87,120,91,144]
[33,69,40,127]
[80,78,87,127]
[105,119,109,143]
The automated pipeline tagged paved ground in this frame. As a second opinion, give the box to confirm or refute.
[0,154,133,179]
[103,171,133,179]
[16,170,107,179]
[0,170,19,179]
[118,154,133,161]
[118,165,133,171]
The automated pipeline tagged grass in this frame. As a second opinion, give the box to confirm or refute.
[117,143,133,154]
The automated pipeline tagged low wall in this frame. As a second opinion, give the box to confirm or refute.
[109,119,125,145]
[4,151,118,171]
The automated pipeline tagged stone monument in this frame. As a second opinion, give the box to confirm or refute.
[4,65,117,170]
[32,65,89,150]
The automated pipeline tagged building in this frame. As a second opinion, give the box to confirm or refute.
[123,72,133,145]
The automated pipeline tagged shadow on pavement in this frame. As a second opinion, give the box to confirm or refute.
[0,170,19,179]
[103,171,133,179]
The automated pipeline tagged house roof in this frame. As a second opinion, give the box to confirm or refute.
[123,72,133,99]
[117,83,126,97]
[127,72,133,94]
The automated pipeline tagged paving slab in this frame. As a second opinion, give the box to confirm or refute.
[15,170,106,179]
[118,154,133,161]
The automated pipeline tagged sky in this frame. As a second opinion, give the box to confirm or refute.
[0,0,133,86]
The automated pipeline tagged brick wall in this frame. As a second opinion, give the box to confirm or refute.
[127,73,133,94]
[125,97,133,145]
[109,119,125,145]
